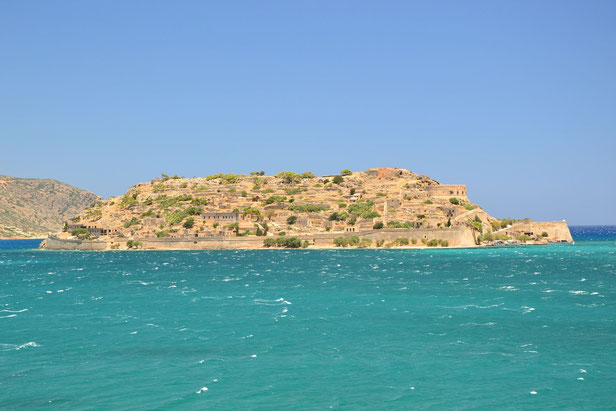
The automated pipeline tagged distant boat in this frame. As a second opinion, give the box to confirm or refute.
[548,239,574,244]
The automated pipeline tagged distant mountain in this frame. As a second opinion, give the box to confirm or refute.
[0,175,101,238]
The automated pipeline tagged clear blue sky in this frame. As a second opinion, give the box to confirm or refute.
[1,1,614,224]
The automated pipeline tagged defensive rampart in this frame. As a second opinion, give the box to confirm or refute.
[40,226,478,250]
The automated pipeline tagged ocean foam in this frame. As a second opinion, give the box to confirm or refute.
[196,386,208,394]
[16,341,40,350]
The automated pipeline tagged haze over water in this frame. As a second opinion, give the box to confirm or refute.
[1,227,615,409]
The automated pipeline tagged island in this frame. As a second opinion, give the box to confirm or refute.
[40,168,573,250]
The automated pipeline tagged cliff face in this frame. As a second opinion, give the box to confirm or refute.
[0,175,101,238]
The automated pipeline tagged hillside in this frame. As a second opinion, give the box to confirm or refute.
[47,168,572,250]
[0,175,101,238]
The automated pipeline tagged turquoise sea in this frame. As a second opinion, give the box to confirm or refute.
[1,227,615,409]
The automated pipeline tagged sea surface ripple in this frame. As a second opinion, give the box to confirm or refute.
[0,228,615,409]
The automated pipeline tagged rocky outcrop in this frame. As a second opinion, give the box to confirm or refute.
[0,175,100,238]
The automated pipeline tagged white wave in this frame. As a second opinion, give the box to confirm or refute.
[1,308,28,313]
[196,386,208,394]
[15,341,40,350]
[530,391,537,395]
[0,314,17,319]
[521,306,536,314]
[569,290,589,295]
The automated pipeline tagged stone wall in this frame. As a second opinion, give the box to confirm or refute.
[40,226,478,250]
[41,236,109,251]
[426,184,467,198]
[502,221,573,242]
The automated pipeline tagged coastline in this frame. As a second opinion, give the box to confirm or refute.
[39,221,572,251]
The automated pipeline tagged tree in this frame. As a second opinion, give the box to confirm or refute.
[183,217,195,229]
[373,222,384,229]
[446,218,451,227]
[275,171,302,184]
[286,215,298,225]
[340,169,352,176]
[350,188,356,195]
[250,171,265,176]
[332,175,344,185]
[301,171,316,179]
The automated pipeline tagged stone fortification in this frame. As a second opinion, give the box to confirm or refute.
[40,167,573,250]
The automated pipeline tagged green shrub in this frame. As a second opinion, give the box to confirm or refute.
[123,217,140,228]
[152,184,166,192]
[275,171,302,184]
[155,231,168,238]
[387,221,414,229]
[250,171,265,176]
[183,217,195,229]
[191,198,209,206]
[263,236,302,248]
[332,175,344,185]
[411,238,417,245]
[516,234,531,242]
[376,192,386,197]
[333,236,361,247]
[225,222,240,234]
[167,210,188,226]
[301,240,310,248]
[184,206,202,216]
[463,203,475,210]
[71,227,90,239]
[362,211,380,219]
[141,209,157,218]
[120,192,139,208]
[424,200,433,204]
[373,222,384,229]
[393,237,409,246]
[427,239,439,247]
[264,195,287,204]
[347,200,375,217]
[126,240,143,249]
[541,232,549,237]
[328,211,348,221]
[285,188,302,195]
[376,239,385,247]
[340,169,352,176]
[286,216,298,225]
[288,204,330,213]
[206,173,240,184]
[301,171,316,179]
[358,238,372,248]
[449,198,460,205]
[350,188,356,195]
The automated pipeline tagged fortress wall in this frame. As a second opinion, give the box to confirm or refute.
[426,185,467,198]
[529,221,573,242]
[42,236,109,251]
[41,226,478,250]
[501,221,573,242]
[309,227,476,247]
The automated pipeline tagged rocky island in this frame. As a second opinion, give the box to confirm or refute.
[40,168,572,250]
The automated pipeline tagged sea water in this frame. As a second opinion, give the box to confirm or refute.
[1,227,615,409]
